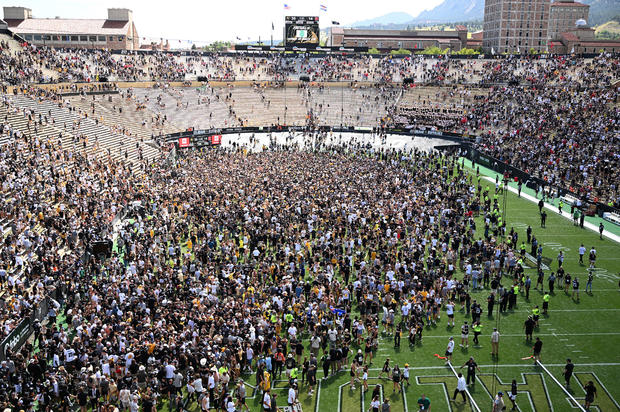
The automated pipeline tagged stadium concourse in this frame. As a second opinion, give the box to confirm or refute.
[0,35,619,412]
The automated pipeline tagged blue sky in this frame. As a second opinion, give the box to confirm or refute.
[3,0,444,45]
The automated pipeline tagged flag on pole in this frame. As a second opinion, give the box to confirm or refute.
[272,22,274,30]
[284,3,291,9]
[320,4,327,11]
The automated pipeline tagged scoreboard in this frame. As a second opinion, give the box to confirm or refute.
[284,16,320,47]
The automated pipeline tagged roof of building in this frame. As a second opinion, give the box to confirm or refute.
[6,18,130,35]
[341,28,462,39]
[470,31,483,41]
[578,40,620,47]
[550,2,589,7]
[560,32,580,42]
[455,25,467,31]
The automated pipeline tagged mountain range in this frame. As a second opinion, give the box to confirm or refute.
[350,0,617,29]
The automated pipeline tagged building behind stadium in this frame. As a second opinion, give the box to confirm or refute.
[3,6,139,50]
[327,26,476,52]
[483,0,620,54]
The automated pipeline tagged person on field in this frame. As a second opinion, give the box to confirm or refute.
[491,328,500,357]
[532,337,543,364]
[564,359,574,388]
[460,357,481,386]
[445,337,455,363]
[452,373,467,403]
[417,394,431,411]
[584,381,597,409]
[507,380,518,410]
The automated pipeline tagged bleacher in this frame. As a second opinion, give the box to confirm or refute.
[5,95,162,174]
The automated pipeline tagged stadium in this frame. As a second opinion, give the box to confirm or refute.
[0,3,619,412]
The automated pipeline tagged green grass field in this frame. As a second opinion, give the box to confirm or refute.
[160,160,620,412]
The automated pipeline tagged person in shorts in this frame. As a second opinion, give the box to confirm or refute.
[446,337,455,363]
[460,322,469,348]
[378,358,391,379]
[508,379,517,410]
[235,380,249,412]
[584,381,597,409]
[391,364,401,393]
[446,301,455,327]
[307,359,317,396]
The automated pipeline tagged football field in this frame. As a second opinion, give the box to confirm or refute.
[176,159,620,412]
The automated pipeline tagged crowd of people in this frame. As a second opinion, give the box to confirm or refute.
[0,35,617,411]
[0,127,553,411]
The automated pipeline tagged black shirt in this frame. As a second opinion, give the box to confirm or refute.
[534,340,543,353]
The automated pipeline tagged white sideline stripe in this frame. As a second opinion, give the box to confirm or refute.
[446,361,482,412]
[480,175,620,244]
[536,360,587,412]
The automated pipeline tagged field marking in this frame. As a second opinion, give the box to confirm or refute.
[415,374,453,412]
[475,372,540,412]
[536,361,586,411]
[329,364,620,411]
[512,308,620,312]
[577,371,620,410]
[336,381,349,412]
[314,380,321,412]
[539,369,557,412]
[378,332,620,339]
[402,384,409,412]
[363,363,620,372]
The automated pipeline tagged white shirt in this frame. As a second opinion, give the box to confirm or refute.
[447,340,455,353]
[446,304,454,315]
[263,393,271,409]
[457,376,467,391]
[193,378,204,393]
[288,387,296,404]
[165,364,176,379]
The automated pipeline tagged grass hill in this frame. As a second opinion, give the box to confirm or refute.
[595,16,620,40]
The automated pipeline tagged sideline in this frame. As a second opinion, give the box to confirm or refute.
[477,175,620,244]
